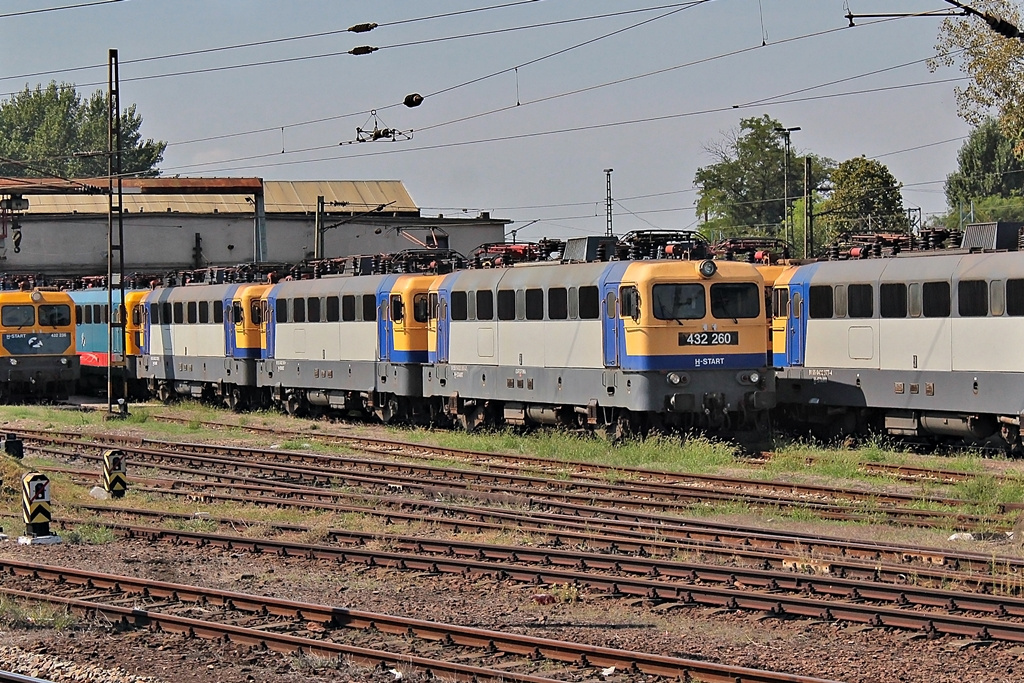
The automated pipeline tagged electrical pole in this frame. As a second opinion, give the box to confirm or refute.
[603,168,613,237]
[314,195,324,259]
[774,126,800,245]
[803,156,812,258]
[107,48,125,417]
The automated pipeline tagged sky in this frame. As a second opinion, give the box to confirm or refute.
[0,0,985,244]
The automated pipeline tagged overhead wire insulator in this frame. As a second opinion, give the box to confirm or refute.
[348,22,378,33]
[404,93,424,108]
[349,45,378,56]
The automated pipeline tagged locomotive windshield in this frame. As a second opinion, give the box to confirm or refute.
[1,305,34,328]
[39,304,71,327]
[710,283,761,319]
[652,284,705,320]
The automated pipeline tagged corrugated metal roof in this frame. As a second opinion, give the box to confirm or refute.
[16,180,418,216]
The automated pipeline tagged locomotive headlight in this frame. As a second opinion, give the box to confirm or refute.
[667,372,681,385]
[749,371,760,385]
[60,357,69,365]
[8,358,17,366]
[698,260,717,278]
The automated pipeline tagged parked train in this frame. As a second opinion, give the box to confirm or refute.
[127,247,776,440]
[0,288,78,400]
[769,247,1024,452]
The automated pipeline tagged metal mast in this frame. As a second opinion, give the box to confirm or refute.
[107,49,126,415]
[603,168,613,237]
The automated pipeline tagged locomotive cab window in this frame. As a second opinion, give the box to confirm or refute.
[771,288,789,318]
[414,294,429,323]
[390,294,404,322]
[250,300,263,325]
[2,305,34,327]
[710,282,760,319]
[652,284,704,321]
[39,305,70,327]
[230,301,243,325]
[131,305,142,326]
[619,286,640,321]
[428,293,439,321]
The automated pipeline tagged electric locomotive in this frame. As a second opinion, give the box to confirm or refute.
[0,288,78,400]
[422,254,775,438]
[772,247,1024,451]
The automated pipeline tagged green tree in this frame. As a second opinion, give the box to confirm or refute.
[930,0,1024,155]
[694,115,833,242]
[936,194,1024,228]
[817,157,907,246]
[0,82,165,179]
[946,118,1024,205]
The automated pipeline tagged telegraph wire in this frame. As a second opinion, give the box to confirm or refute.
[0,0,124,19]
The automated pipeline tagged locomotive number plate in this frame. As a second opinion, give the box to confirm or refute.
[678,331,738,346]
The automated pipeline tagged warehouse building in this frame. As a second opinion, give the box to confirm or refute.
[0,178,509,277]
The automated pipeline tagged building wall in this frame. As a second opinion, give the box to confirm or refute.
[3,213,504,276]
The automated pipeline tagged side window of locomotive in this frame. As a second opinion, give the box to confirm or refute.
[307,297,321,323]
[162,302,172,325]
[451,291,468,321]
[131,305,142,326]
[515,289,526,321]
[414,293,429,323]
[75,305,83,325]
[578,286,600,320]
[275,298,288,323]
[848,284,873,318]
[2,305,34,327]
[214,301,224,324]
[174,302,185,325]
[549,287,568,320]
[84,306,93,324]
[652,284,705,320]
[1007,279,1024,316]
[476,290,493,320]
[923,281,950,317]
[149,304,159,325]
[497,290,515,320]
[428,293,439,321]
[230,301,243,326]
[908,283,922,317]
[293,298,305,323]
[958,279,988,317]
[467,291,476,320]
[991,280,1005,316]
[326,296,340,322]
[39,305,71,327]
[390,294,404,322]
[187,301,198,324]
[808,286,833,319]
[362,294,376,322]
[199,301,209,323]
[619,286,640,320]
[771,288,789,318]
[93,305,102,323]
[879,283,907,318]
[525,288,544,320]
[710,282,760,319]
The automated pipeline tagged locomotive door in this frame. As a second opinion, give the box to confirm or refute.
[378,297,392,363]
[223,294,237,358]
[436,295,449,363]
[601,284,619,367]
[788,290,804,366]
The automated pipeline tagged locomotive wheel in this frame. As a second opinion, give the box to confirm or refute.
[457,404,487,432]
[156,382,174,404]
[225,386,244,412]
[284,392,305,417]
[375,396,400,424]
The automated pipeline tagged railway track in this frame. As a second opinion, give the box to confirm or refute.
[0,558,838,683]
[17,429,1010,529]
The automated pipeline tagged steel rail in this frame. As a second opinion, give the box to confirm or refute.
[0,560,837,683]
[21,434,1001,529]
[33,518,1024,643]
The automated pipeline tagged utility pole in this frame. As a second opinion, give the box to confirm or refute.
[803,156,812,258]
[774,126,800,245]
[314,195,325,259]
[107,48,126,417]
[603,168,613,237]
